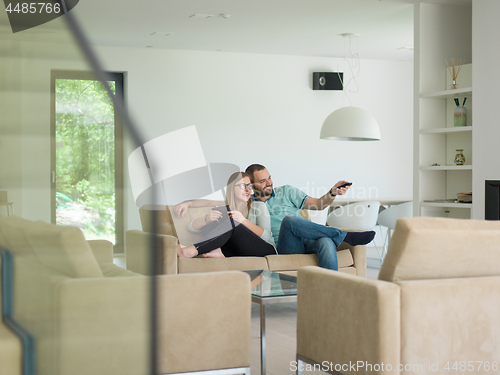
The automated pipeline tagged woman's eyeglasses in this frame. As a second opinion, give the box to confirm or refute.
[236,183,254,190]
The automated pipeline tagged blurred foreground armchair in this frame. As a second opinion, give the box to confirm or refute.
[0,216,251,375]
[296,217,500,374]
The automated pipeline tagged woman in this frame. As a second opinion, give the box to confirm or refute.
[176,172,277,258]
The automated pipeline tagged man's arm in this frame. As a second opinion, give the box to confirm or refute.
[174,199,225,217]
[302,181,351,210]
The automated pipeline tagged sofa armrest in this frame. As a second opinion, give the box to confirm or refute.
[126,230,178,275]
[338,242,366,277]
[297,266,400,370]
[87,240,114,264]
[56,271,251,375]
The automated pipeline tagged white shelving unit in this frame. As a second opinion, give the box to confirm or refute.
[420,87,472,99]
[420,165,472,171]
[417,81,473,219]
[413,3,472,219]
[420,126,472,134]
[421,202,472,209]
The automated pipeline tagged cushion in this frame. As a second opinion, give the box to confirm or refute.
[266,254,318,271]
[266,250,354,272]
[99,263,143,277]
[170,206,212,245]
[379,217,500,282]
[26,221,103,278]
[178,256,269,274]
[0,215,40,260]
[280,268,359,277]
[140,205,206,245]
[139,205,176,237]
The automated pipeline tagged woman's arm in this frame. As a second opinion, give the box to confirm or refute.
[189,210,223,232]
[235,202,275,243]
[228,210,264,237]
[174,199,225,217]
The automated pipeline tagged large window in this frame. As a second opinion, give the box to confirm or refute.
[51,71,124,252]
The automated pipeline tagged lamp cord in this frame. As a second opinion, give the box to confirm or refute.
[337,34,361,107]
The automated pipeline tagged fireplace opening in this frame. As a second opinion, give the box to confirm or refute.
[485,180,500,220]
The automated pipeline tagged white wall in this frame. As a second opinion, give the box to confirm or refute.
[472,0,500,219]
[95,46,413,230]
[0,37,89,222]
[1,38,413,249]
[0,42,23,218]
[20,44,89,221]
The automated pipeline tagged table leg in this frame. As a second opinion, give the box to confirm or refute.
[384,228,392,258]
[260,303,266,375]
[297,357,303,375]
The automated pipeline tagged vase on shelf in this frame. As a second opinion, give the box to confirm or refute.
[446,58,463,90]
[454,149,465,165]
[453,98,467,126]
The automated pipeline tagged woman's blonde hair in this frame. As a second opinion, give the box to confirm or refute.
[226,172,252,218]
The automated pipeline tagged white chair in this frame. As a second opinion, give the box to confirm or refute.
[377,201,413,259]
[326,201,381,258]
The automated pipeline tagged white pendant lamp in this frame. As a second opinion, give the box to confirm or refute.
[320,106,380,141]
[320,33,381,141]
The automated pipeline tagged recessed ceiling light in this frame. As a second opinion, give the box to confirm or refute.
[397,47,414,51]
[150,32,172,37]
[340,33,360,38]
[189,14,215,19]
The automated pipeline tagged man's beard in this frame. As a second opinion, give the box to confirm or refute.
[255,185,273,198]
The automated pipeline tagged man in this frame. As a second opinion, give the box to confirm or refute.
[245,164,375,270]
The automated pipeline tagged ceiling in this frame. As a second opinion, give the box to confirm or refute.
[1,0,471,61]
[71,0,471,61]
[71,0,413,61]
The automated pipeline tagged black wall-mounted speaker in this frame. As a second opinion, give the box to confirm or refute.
[312,72,343,90]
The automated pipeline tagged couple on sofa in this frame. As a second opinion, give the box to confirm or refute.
[174,164,375,271]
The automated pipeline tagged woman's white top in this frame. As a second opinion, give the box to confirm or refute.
[188,201,276,249]
[248,201,276,249]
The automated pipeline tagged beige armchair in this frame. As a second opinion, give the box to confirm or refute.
[0,327,22,375]
[0,216,251,375]
[0,266,22,375]
[296,217,500,374]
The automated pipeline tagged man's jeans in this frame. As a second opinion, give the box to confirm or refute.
[277,215,347,271]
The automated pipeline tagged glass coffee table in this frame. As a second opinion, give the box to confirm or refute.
[244,270,298,375]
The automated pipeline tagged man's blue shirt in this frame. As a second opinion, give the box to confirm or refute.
[252,185,308,244]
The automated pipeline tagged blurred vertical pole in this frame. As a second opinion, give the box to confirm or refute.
[60,5,158,375]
